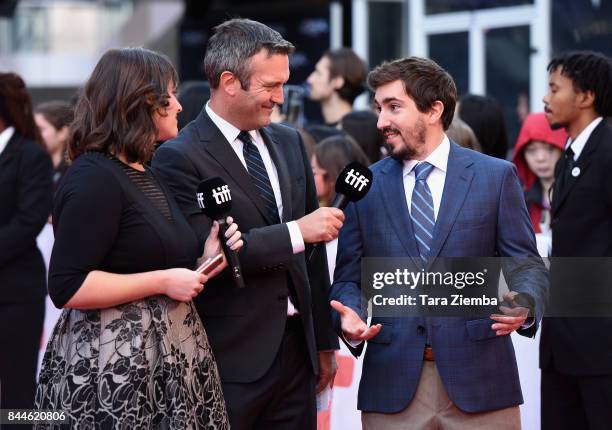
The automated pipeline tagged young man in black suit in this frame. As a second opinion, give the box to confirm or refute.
[152,18,343,430]
[541,51,612,429]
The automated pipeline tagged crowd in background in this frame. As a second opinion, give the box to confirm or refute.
[1,37,612,428]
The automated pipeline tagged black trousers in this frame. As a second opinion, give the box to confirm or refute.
[221,316,316,430]
[0,299,45,410]
[542,368,612,430]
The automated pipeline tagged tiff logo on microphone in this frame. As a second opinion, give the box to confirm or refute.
[197,192,205,208]
[345,169,370,191]
[212,185,231,204]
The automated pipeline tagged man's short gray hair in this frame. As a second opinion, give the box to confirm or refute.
[204,18,295,90]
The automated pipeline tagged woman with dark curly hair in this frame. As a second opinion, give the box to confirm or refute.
[34,48,240,429]
[0,72,53,417]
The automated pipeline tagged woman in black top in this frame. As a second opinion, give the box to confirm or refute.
[35,48,241,429]
[0,73,53,416]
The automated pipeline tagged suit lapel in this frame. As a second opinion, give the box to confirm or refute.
[427,143,474,262]
[550,153,567,213]
[0,133,22,167]
[379,159,420,258]
[552,122,605,215]
[260,127,292,222]
[551,156,591,214]
[195,109,273,224]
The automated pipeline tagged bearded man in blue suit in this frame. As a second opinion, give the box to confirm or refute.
[330,57,548,429]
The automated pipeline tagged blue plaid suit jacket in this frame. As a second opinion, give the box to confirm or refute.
[330,142,548,413]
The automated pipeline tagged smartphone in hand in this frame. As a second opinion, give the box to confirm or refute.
[196,253,224,275]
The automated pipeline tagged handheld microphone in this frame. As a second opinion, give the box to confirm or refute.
[308,162,373,260]
[196,177,245,288]
[331,162,373,209]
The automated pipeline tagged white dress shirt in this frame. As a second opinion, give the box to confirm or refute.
[402,135,450,221]
[344,136,450,348]
[205,103,303,315]
[565,116,603,160]
[0,126,15,157]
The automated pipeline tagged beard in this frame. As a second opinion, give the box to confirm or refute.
[544,109,566,131]
[549,121,565,130]
[384,118,427,161]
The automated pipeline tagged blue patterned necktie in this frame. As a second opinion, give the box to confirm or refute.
[410,162,435,263]
[238,131,280,224]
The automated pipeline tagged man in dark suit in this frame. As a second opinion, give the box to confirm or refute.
[540,51,612,429]
[152,18,343,430]
[329,57,548,429]
[0,72,53,415]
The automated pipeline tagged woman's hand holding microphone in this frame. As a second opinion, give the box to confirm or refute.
[162,217,243,302]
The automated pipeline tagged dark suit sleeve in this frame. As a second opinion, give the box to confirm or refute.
[296,130,339,351]
[152,143,294,273]
[329,201,367,357]
[0,142,52,266]
[497,164,549,337]
[152,144,209,244]
[603,143,612,210]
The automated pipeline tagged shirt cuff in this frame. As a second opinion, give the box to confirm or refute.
[521,317,535,329]
[342,333,363,348]
[287,221,305,254]
[287,298,299,316]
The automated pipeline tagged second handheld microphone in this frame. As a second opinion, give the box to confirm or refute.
[308,162,373,260]
[196,177,245,289]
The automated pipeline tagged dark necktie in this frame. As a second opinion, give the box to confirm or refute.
[238,131,280,224]
[410,162,435,263]
[554,143,575,199]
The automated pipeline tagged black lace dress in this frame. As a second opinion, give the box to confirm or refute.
[35,153,229,429]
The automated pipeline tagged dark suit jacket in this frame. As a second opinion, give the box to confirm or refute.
[540,120,612,375]
[0,132,53,303]
[152,108,339,383]
[330,142,548,413]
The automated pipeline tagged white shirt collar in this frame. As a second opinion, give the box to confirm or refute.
[205,102,256,144]
[0,126,15,156]
[403,134,450,177]
[567,117,603,160]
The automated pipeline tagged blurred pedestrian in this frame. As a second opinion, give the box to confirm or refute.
[0,72,53,417]
[512,112,566,235]
[177,80,210,130]
[340,109,385,163]
[35,100,73,191]
[311,135,370,207]
[458,94,509,159]
[307,48,368,127]
[446,116,482,152]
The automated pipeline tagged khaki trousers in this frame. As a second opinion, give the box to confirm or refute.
[362,361,521,430]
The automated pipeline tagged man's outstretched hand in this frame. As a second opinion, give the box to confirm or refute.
[490,292,530,336]
[330,300,382,342]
